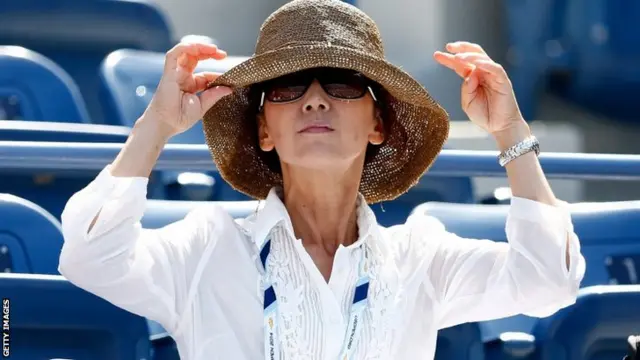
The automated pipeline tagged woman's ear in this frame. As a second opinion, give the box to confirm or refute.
[257,112,275,152]
[369,108,385,145]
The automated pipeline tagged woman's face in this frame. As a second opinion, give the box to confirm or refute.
[258,68,384,170]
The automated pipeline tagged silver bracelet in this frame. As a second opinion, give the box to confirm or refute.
[498,135,540,167]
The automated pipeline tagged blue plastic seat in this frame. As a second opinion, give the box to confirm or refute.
[533,285,640,360]
[412,200,640,354]
[0,194,63,275]
[0,46,90,123]
[0,273,151,359]
[0,0,173,123]
[373,175,474,226]
[435,323,485,360]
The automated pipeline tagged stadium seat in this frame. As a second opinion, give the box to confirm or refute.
[0,0,174,123]
[435,323,485,360]
[533,285,640,360]
[0,194,63,275]
[0,46,90,123]
[373,175,474,226]
[0,273,151,359]
[412,200,640,344]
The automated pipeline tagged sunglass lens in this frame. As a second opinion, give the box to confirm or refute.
[321,69,367,99]
[265,72,310,102]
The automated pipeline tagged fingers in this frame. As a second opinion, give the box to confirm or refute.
[164,42,227,74]
[460,69,480,109]
[445,41,488,56]
[468,59,507,82]
[199,86,233,114]
[187,72,223,93]
[433,51,475,78]
[434,50,506,82]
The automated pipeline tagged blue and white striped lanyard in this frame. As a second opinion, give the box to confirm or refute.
[260,238,370,360]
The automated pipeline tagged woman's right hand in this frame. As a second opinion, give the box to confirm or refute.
[143,42,233,138]
[108,43,232,179]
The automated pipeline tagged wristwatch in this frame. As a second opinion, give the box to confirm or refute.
[498,136,540,167]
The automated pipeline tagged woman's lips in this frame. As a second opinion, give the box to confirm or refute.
[299,124,334,133]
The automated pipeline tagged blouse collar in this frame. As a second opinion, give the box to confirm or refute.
[251,187,382,250]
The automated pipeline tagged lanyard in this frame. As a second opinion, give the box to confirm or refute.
[260,238,370,360]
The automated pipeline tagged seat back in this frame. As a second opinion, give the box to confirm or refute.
[0,194,63,275]
[0,0,173,123]
[373,175,474,226]
[0,273,151,359]
[412,201,640,340]
[0,46,90,123]
[435,323,485,360]
[533,285,640,360]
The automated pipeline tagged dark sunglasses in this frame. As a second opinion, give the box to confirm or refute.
[259,67,377,108]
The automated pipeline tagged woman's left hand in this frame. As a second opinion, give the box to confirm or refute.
[433,41,527,138]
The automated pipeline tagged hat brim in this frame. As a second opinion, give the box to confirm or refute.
[203,44,450,203]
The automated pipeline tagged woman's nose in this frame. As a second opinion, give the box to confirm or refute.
[302,80,330,112]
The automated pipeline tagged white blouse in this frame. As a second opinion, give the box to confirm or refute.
[58,166,585,360]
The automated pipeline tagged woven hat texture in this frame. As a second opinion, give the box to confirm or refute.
[203,0,450,203]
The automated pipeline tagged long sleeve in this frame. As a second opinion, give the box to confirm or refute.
[414,197,586,330]
[58,166,212,334]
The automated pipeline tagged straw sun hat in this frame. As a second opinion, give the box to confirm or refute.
[203,0,449,203]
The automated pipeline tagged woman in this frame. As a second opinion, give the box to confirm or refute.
[58,0,585,359]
